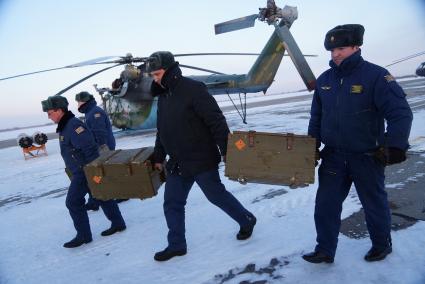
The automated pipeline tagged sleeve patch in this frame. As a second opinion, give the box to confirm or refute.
[75,126,85,134]
[384,74,395,83]
[94,113,101,118]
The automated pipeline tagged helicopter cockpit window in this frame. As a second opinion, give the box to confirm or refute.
[416,62,425,77]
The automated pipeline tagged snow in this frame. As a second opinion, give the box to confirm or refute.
[0,88,424,284]
[0,124,56,141]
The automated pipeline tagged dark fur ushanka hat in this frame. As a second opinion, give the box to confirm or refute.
[324,24,365,50]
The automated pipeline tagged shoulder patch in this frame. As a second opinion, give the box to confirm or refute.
[321,86,331,90]
[94,113,101,118]
[384,74,395,83]
[75,126,85,134]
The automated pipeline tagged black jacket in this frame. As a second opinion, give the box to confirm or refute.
[152,64,229,176]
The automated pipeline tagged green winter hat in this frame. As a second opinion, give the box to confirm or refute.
[146,51,175,72]
[75,91,94,102]
[41,95,69,112]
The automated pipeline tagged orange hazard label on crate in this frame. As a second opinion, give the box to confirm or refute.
[93,176,102,184]
[235,139,246,151]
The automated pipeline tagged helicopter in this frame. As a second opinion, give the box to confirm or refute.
[416,62,425,77]
[386,50,425,78]
[0,1,316,130]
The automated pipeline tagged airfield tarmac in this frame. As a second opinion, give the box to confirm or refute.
[1,77,424,238]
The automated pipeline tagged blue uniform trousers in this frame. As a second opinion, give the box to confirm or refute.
[86,191,100,207]
[314,147,391,257]
[66,172,126,240]
[164,168,253,250]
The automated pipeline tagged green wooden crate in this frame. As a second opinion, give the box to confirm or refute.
[84,147,165,201]
[225,131,316,186]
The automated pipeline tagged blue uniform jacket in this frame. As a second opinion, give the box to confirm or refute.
[308,50,413,153]
[79,99,116,150]
[57,111,99,175]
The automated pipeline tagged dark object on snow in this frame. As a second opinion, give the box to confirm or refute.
[33,132,48,145]
[225,131,316,186]
[17,134,33,148]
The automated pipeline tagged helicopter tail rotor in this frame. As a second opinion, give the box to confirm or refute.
[214,2,316,91]
[214,0,298,35]
[214,14,259,35]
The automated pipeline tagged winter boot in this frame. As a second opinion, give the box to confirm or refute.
[101,225,126,236]
[302,251,334,263]
[237,214,257,240]
[364,245,392,262]
[63,236,92,248]
[154,247,187,261]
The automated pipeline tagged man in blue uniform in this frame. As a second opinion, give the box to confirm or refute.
[76,91,116,151]
[148,51,257,261]
[42,95,126,248]
[75,92,128,209]
[302,24,413,263]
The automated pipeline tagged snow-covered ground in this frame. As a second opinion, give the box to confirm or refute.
[0,124,57,141]
[0,89,424,284]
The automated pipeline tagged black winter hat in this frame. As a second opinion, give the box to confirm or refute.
[75,91,94,102]
[41,96,69,112]
[146,51,175,72]
[324,24,365,51]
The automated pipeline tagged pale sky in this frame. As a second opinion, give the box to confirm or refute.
[0,0,424,126]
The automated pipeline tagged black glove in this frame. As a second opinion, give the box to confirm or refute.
[387,147,407,164]
[374,147,406,166]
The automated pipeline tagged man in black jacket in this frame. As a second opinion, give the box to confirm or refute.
[148,51,256,261]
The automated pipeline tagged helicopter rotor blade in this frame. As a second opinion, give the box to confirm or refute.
[85,56,149,65]
[175,53,260,57]
[386,50,425,67]
[214,14,258,35]
[54,63,123,96]
[179,64,225,75]
[65,56,120,67]
[274,24,316,91]
[0,56,120,81]
[0,67,76,81]
[175,52,316,57]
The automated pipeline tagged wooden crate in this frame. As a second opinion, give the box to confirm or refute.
[225,131,316,186]
[84,147,165,200]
